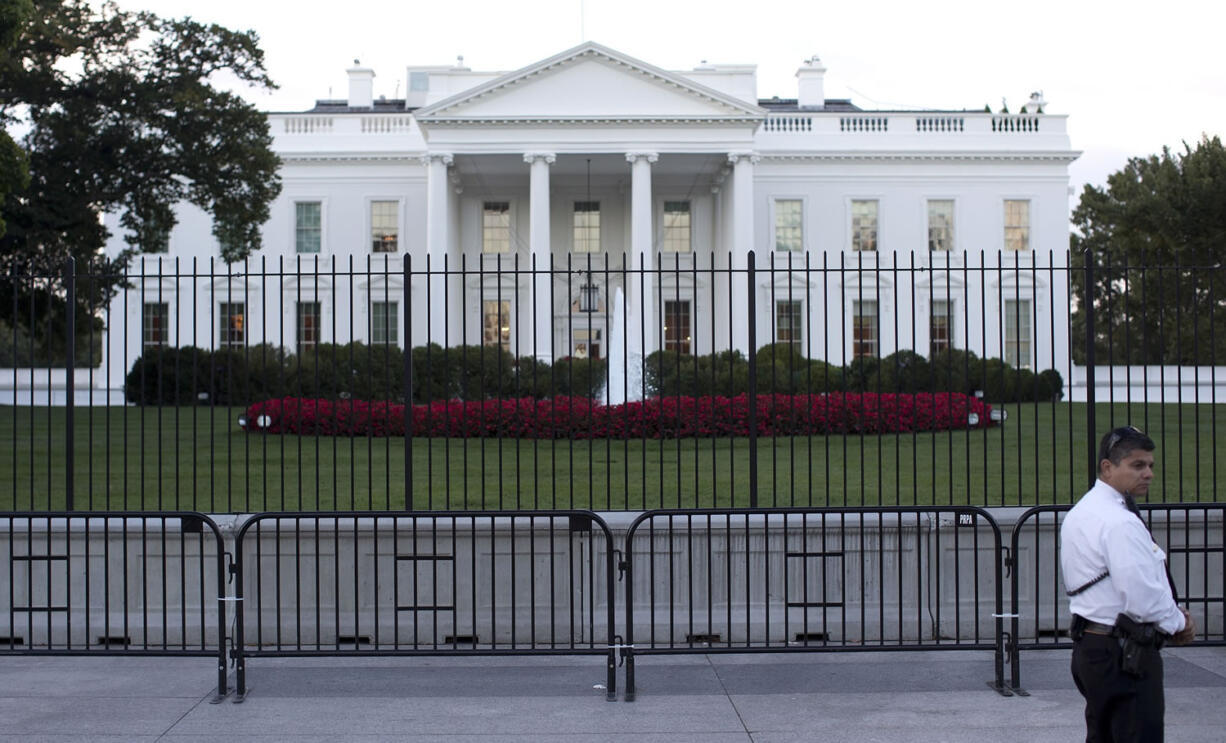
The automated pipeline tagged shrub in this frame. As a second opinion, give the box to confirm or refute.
[511,355,553,399]
[128,340,1062,408]
[125,346,212,405]
[928,348,981,395]
[409,343,450,402]
[551,357,608,399]
[868,350,932,393]
[1039,368,1064,401]
[842,355,881,392]
[756,342,841,394]
[288,342,405,401]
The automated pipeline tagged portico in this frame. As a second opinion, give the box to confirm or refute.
[412,42,765,364]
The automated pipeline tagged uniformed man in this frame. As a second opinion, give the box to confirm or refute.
[1060,425,1195,742]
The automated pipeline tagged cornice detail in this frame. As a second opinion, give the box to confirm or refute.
[759,151,1081,163]
[419,116,762,126]
[281,154,423,163]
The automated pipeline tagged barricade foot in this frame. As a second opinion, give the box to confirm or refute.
[986,680,1014,697]
[624,654,635,702]
[210,671,238,704]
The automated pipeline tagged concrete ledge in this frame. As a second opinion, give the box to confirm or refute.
[2,507,1221,648]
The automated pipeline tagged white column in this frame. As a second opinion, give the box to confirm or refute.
[447,167,464,344]
[710,177,728,352]
[626,152,658,397]
[525,152,555,363]
[728,151,758,354]
[423,152,453,346]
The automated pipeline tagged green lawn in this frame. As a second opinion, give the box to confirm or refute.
[1,401,1222,512]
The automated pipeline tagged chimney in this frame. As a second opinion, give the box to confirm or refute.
[796,55,826,110]
[347,60,375,108]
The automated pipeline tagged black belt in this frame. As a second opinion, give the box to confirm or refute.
[1080,620,1115,636]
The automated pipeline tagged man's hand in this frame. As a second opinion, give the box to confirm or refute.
[1172,607,1196,645]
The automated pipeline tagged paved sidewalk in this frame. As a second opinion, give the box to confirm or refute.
[2,647,1224,741]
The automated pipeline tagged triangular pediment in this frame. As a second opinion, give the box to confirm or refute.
[415,42,764,125]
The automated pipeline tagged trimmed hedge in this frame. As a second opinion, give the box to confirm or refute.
[124,345,287,406]
[241,392,995,439]
[128,342,1061,406]
[647,345,1063,403]
[126,342,608,406]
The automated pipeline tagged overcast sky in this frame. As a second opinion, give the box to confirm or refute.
[140,0,1224,200]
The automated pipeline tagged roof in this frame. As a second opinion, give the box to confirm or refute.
[295,99,414,114]
[758,98,862,113]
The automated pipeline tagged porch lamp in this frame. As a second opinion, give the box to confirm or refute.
[579,273,599,313]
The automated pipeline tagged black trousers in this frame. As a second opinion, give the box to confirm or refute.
[1071,633,1165,743]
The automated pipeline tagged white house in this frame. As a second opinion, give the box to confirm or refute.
[104,42,1078,397]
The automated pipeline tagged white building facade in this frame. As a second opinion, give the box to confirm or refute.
[105,42,1078,394]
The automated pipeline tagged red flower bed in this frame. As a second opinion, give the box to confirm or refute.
[241,393,995,439]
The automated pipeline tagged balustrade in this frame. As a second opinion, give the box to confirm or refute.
[283,116,333,134]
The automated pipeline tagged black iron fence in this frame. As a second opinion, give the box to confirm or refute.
[2,506,1221,699]
[1007,502,1226,694]
[0,511,230,699]
[620,506,1007,699]
[1,250,1223,512]
[230,510,618,700]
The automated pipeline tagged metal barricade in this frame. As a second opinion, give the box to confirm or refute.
[231,510,618,700]
[0,511,230,699]
[1008,503,1225,694]
[621,507,1006,700]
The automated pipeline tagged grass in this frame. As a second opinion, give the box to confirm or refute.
[1,401,1222,512]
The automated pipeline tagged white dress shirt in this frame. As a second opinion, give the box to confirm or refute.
[1060,479,1185,636]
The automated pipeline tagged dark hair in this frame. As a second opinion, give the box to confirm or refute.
[1097,426,1155,471]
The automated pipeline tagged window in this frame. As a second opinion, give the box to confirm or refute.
[851,200,878,252]
[774,199,803,252]
[219,302,245,349]
[371,302,398,346]
[662,201,691,253]
[482,201,511,254]
[930,299,954,356]
[1004,200,1030,251]
[573,201,600,253]
[1004,299,1032,369]
[296,301,321,349]
[409,71,429,91]
[928,200,954,252]
[482,300,510,351]
[142,303,169,348]
[776,300,803,348]
[296,202,321,254]
[371,201,398,252]
[663,300,691,354]
[572,328,601,359]
[852,300,878,358]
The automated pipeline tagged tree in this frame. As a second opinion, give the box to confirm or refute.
[0,0,33,237]
[0,0,281,362]
[1070,135,1226,365]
